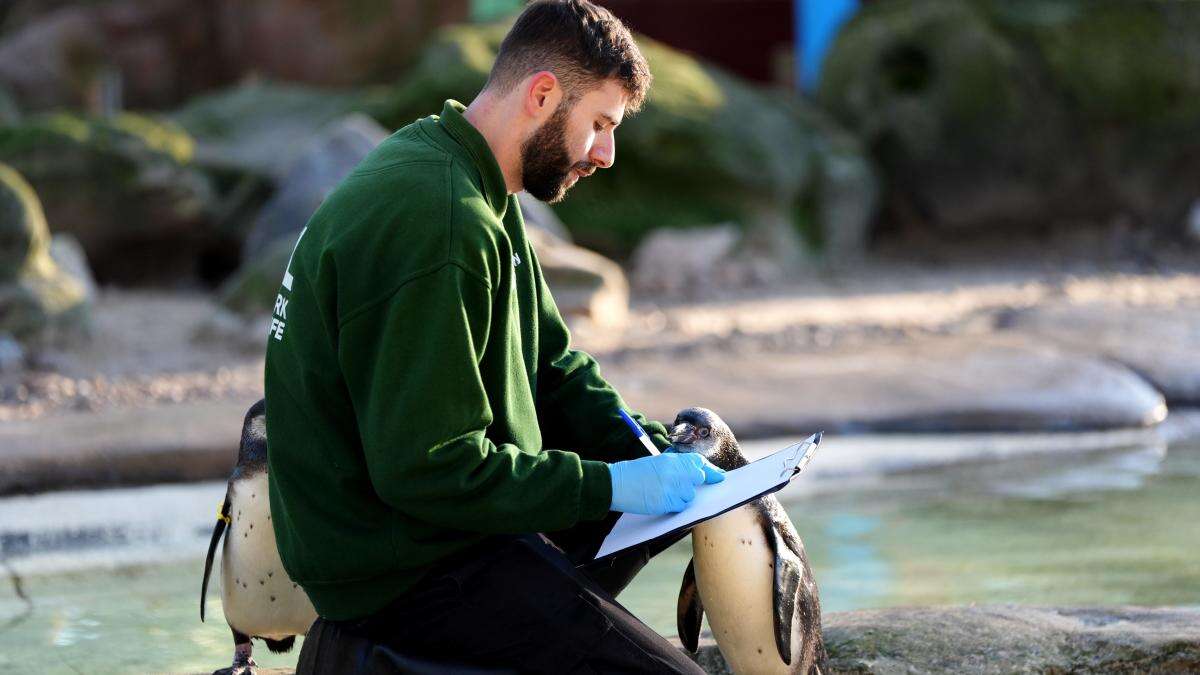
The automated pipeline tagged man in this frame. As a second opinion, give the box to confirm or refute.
[265,1,724,672]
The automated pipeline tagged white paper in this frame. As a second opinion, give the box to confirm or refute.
[593,433,821,560]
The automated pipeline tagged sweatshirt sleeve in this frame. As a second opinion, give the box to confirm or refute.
[529,250,672,463]
[337,261,612,532]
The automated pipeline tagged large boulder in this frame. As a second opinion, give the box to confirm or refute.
[519,192,629,329]
[217,113,389,315]
[217,232,294,316]
[824,606,1200,674]
[206,0,469,88]
[170,82,394,181]
[220,203,632,333]
[819,0,1200,238]
[679,606,1200,673]
[630,224,741,297]
[0,163,91,346]
[516,191,573,243]
[527,227,629,331]
[0,112,216,284]
[241,114,390,262]
[1005,303,1200,406]
[0,0,468,113]
[0,85,19,126]
[0,0,224,112]
[600,333,1167,435]
[376,22,877,260]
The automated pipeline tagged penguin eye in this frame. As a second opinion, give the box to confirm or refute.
[699,427,710,438]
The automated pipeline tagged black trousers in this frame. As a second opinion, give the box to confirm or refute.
[295,512,704,674]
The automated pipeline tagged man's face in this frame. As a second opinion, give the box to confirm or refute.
[520,79,626,203]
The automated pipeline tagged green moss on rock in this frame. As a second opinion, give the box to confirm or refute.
[170,82,394,179]
[0,162,49,281]
[0,111,216,284]
[819,0,1200,234]
[374,22,870,257]
[0,163,90,344]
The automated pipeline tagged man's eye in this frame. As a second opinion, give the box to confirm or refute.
[594,122,603,132]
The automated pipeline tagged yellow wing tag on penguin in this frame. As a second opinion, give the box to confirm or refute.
[217,500,231,524]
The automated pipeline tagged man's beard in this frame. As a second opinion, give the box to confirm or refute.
[519,103,581,204]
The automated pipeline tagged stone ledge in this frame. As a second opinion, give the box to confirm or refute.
[605,334,1168,436]
[0,397,254,495]
[673,605,1200,674]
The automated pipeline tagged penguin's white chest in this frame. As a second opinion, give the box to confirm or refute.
[220,474,316,638]
[692,504,793,673]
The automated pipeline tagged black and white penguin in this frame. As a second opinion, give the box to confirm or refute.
[669,406,827,674]
[201,399,317,675]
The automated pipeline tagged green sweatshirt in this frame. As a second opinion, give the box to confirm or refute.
[264,99,671,621]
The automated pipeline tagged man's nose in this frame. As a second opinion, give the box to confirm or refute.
[589,131,615,169]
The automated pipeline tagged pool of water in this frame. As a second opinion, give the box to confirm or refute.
[623,439,1200,631]
[1,438,1197,673]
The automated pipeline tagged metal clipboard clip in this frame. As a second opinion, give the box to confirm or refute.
[777,431,824,480]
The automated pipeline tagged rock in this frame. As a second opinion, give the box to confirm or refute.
[527,228,629,331]
[675,606,1200,674]
[0,333,24,373]
[0,4,105,111]
[819,0,1200,238]
[819,0,1069,235]
[191,307,271,355]
[0,160,48,281]
[0,163,91,346]
[1186,199,1200,244]
[241,114,389,261]
[221,145,630,327]
[1016,3,1200,230]
[218,112,394,316]
[0,85,19,125]
[516,192,632,327]
[378,22,877,260]
[0,0,467,114]
[516,191,572,243]
[208,0,469,88]
[0,397,259,495]
[1005,304,1200,406]
[0,112,217,285]
[218,233,294,315]
[170,82,393,181]
[823,606,1200,674]
[10,244,93,350]
[48,234,97,303]
[0,0,225,112]
[601,333,1167,435]
[630,225,741,297]
[810,127,879,261]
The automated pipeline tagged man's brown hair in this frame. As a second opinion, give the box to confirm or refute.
[486,0,652,112]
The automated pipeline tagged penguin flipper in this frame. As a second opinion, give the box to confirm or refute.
[676,557,705,653]
[201,491,232,622]
[766,515,803,666]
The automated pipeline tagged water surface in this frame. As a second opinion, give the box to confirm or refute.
[1,439,1197,673]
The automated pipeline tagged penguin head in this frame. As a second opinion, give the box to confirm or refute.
[668,406,747,470]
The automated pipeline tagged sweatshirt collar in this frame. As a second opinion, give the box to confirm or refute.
[436,99,509,219]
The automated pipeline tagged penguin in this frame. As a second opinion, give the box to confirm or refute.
[201,398,317,675]
[669,406,827,674]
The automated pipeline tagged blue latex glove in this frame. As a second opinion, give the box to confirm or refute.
[608,453,726,515]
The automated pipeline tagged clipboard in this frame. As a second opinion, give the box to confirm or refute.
[590,432,823,563]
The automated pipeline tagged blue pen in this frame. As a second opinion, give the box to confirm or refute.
[618,408,662,456]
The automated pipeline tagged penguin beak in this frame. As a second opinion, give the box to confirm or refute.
[669,423,697,446]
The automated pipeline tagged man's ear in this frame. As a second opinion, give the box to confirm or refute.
[523,71,562,120]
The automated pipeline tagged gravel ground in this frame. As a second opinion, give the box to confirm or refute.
[3,257,1199,423]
